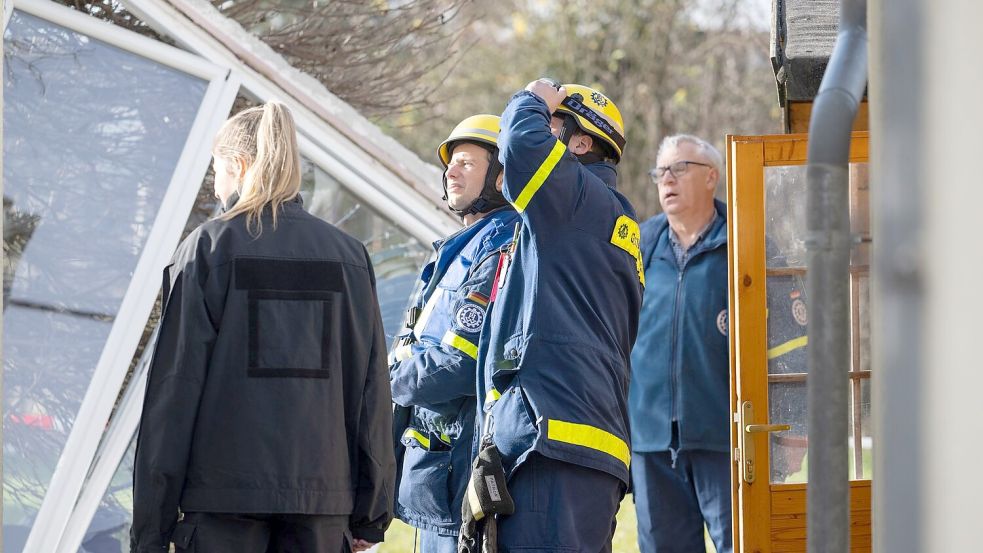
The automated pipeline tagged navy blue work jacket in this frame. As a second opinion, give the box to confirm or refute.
[477,91,644,486]
[390,206,519,535]
[629,199,730,453]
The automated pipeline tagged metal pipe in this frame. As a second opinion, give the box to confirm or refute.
[805,0,867,551]
[868,0,924,551]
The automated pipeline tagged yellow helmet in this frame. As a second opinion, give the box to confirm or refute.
[437,114,501,167]
[554,84,626,161]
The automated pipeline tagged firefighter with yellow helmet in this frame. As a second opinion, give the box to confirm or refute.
[468,80,644,551]
[389,115,520,552]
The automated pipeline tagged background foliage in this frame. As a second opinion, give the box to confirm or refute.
[377,0,783,218]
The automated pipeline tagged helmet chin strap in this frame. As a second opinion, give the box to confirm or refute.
[557,113,579,148]
[443,148,508,219]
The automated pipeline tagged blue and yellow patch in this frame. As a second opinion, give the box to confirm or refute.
[609,215,644,286]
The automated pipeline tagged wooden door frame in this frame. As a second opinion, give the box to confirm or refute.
[727,133,871,553]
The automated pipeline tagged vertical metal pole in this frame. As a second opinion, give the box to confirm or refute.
[869,0,924,551]
[920,1,983,552]
[805,0,867,551]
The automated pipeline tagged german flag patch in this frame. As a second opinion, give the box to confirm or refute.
[467,291,490,307]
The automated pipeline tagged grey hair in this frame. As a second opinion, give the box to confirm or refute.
[655,134,724,181]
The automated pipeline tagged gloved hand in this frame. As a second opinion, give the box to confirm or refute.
[458,441,514,553]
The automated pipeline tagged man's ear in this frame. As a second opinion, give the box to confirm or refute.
[706,167,719,191]
[496,171,504,192]
[570,133,593,156]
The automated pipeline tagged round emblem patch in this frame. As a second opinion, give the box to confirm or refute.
[716,309,728,336]
[792,299,808,326]
[455,304,485,333]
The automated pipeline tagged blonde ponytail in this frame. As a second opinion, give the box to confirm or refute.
[213,102,302,235]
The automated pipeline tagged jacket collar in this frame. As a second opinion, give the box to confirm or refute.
[585,161,618,189]
[651,199,728,261]
[221,192,304,214]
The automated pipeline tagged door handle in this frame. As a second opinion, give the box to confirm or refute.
[745,423,791,433]
[739,401,790,484]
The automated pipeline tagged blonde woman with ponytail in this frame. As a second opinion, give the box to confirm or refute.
[132,102,395,553]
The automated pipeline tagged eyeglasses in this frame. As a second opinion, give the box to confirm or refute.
[649,160,712,183]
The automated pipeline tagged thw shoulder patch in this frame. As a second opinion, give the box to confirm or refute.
[455,303,485,333]
[610,215,645,286]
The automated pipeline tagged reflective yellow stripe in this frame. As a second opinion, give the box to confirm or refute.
[768,335,809,359]
[546,419,631,469]
[413,289,444,336]
[484,387,502,407]
[402,428,450,449]
[442,330,478,360]
[512,141,567,213]
[393,344,414,361]
[403,428,431,449]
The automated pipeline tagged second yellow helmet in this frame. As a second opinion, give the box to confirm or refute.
[554,84,626,161]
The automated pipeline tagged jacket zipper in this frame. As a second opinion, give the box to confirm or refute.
[669,267,685,427]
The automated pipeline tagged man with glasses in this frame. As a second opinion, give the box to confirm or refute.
[629,134,732,553]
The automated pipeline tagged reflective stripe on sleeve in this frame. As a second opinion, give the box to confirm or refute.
[393,344,414,362]
[403,428,431,449]
[413,289,444,336]
[442,330,479,360]
[402,428,450,450]
[546,419,631,469]
[512,141,567,213]
[483,387,502,408]
[767,335,809,359]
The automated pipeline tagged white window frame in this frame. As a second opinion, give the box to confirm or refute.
[7,1,241,552]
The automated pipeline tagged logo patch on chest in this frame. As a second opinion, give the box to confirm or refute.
[455,303,485,333]
[717,309,728,336]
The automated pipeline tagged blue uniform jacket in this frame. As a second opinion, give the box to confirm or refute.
[477,91,645,486]
[629,200,730,453]
[390,206,519,535]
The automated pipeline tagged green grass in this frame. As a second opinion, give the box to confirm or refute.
[379,496,716,552]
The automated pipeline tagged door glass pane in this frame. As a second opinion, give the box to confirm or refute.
[764,165,810,484]
[300,159,430,341]
[3,10,207,549]
[764,162,872,483]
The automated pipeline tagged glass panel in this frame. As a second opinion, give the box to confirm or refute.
[764,165,810,484]
[764,161,872,483]
[768,380,809,483]
[859,378,872,478]
[77,440,136,553]
[764,165,809,266]
[300,159,430,341]
[3,10,207,549]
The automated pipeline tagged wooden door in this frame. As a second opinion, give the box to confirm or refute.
[726,133,872,552]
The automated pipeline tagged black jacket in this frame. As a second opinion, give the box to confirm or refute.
[131,197,395,552]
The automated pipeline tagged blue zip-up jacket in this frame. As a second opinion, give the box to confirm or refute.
[629,199,730,452]
[477,91,645,485]
[390,206,519,535]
